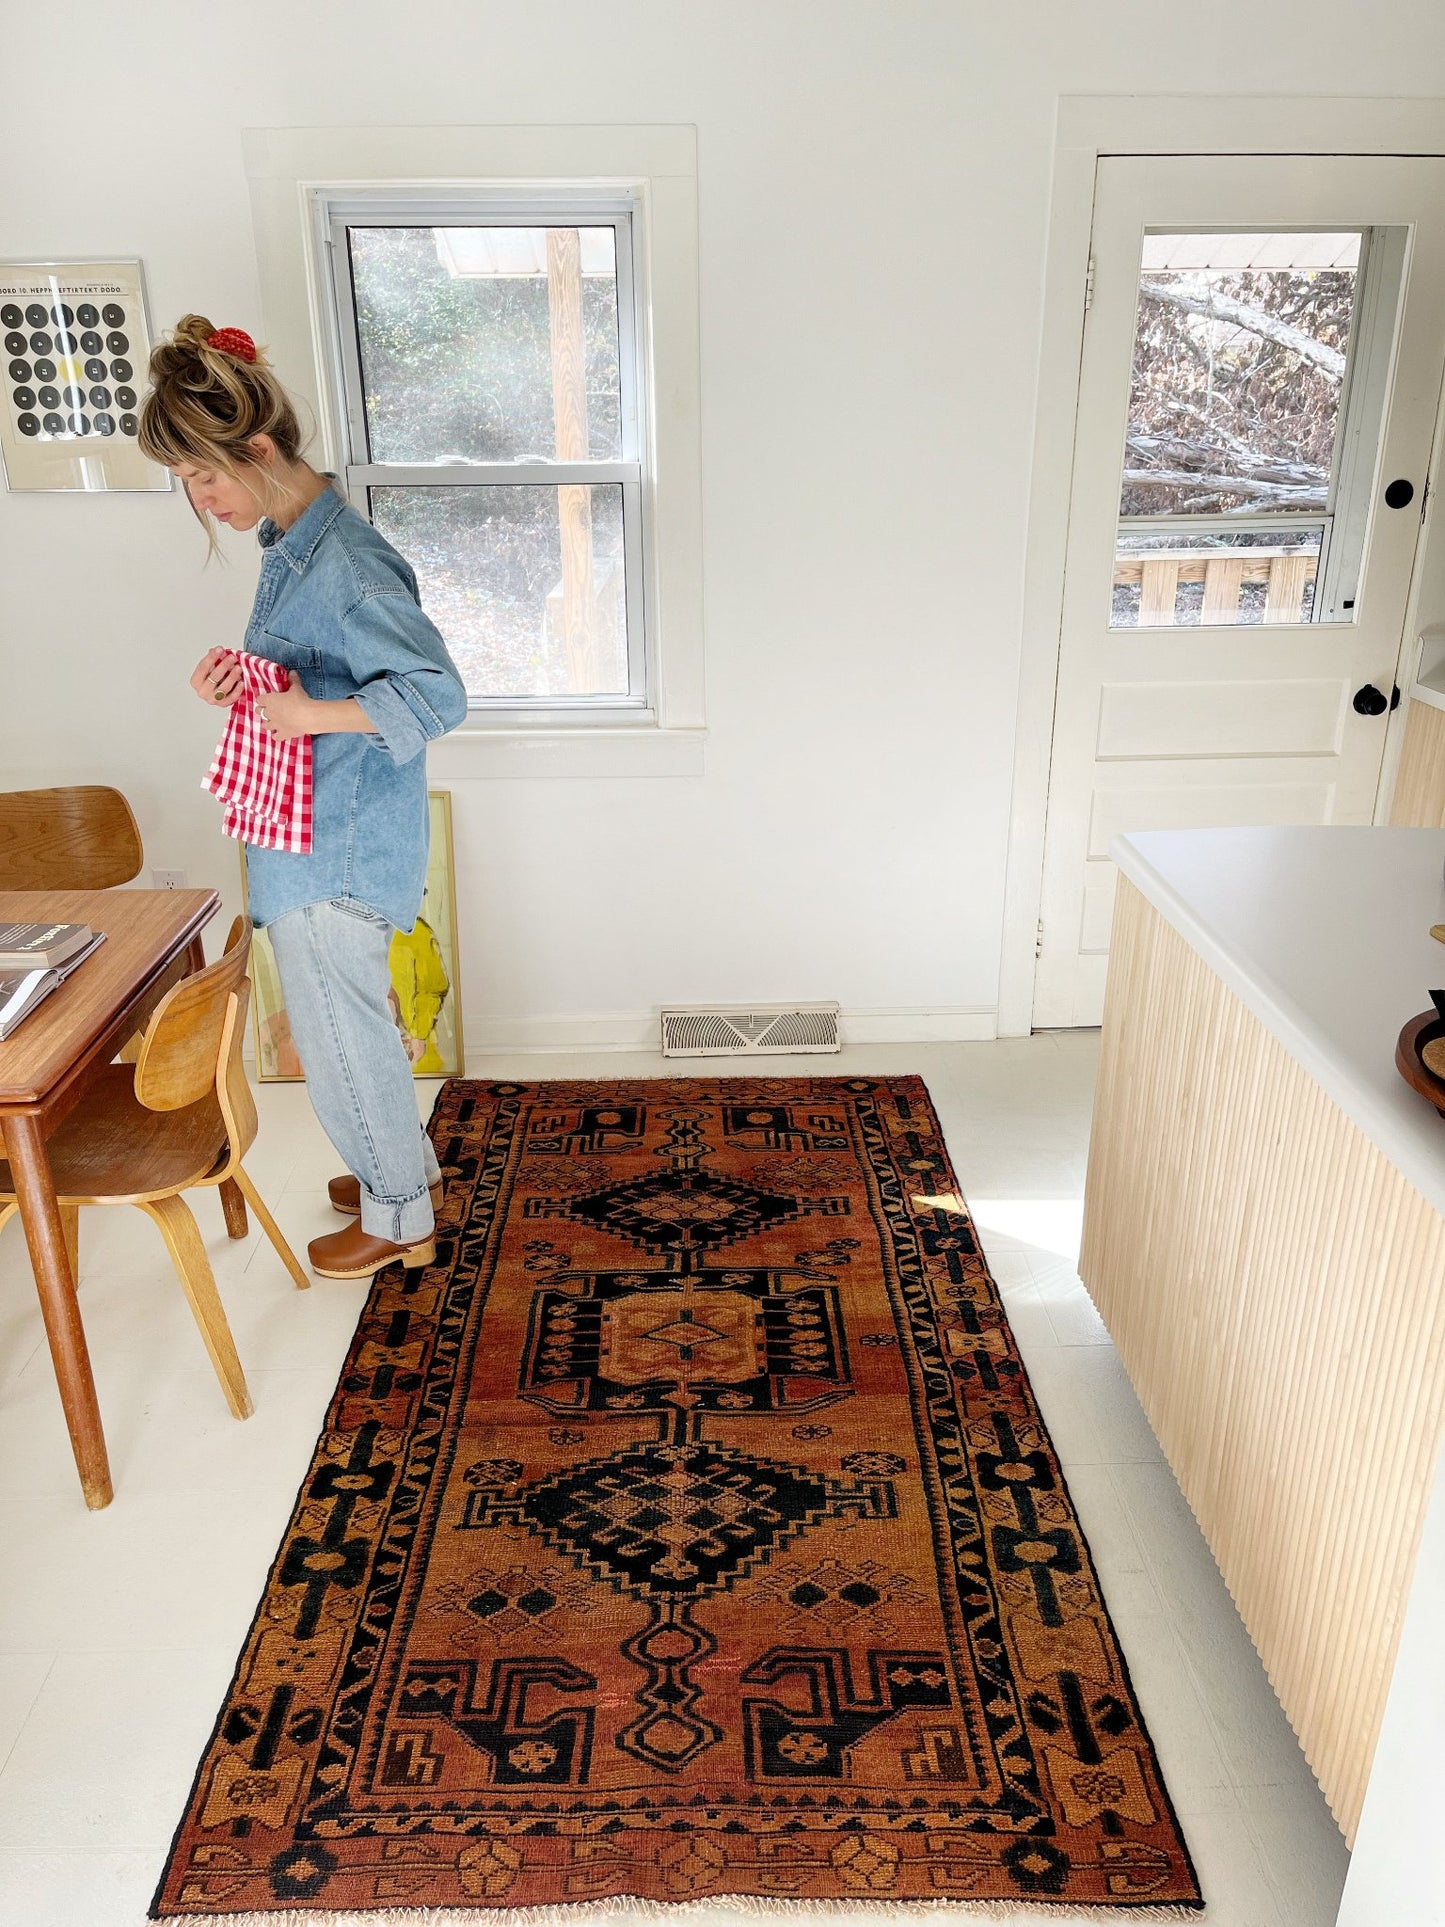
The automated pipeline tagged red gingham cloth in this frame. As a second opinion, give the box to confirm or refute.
[202,651,314,854]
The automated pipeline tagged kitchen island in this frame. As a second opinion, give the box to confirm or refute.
[1082,826,1445,1850]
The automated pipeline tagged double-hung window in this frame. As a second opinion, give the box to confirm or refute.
[322,195,650,722]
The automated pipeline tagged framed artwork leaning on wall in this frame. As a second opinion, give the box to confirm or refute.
[244,790,464,1081]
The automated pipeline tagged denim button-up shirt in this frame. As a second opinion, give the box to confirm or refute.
[239,485,468,932]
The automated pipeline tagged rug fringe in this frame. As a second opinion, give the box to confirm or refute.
[155,1892,1206,1925]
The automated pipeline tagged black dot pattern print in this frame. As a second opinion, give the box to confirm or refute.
[3,290,144,444]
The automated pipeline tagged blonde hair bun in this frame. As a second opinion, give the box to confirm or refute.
[139,310,305,544]
[173,313,270,366]
[173,312,217,349]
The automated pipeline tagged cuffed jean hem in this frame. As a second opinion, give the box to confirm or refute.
[361,1178,436,1246]
[363,1134,440,1243]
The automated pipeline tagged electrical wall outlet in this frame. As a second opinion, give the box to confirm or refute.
[152,868,188,891]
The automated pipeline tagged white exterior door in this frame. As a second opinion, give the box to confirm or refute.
[1035,155,1445,1028]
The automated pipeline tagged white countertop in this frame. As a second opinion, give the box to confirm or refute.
[1411,622,1445,711]
[1111,826,1445,1218]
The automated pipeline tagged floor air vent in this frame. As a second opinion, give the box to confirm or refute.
[661,1002,841,1057]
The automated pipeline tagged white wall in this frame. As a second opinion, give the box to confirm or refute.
[4,1,1445,1049]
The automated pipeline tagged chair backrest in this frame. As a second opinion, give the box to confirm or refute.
[0,786,144,890]
[133,921,257,1170]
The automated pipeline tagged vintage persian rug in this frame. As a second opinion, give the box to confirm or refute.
[154,1077,1202,1920]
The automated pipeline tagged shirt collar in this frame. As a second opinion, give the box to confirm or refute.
[257,477,345,573]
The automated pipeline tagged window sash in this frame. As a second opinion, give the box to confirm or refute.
[346,463,638,487]
[321,197,652,719]
[361,476,650,714]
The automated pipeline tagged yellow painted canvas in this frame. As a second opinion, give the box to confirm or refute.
[246,790,464,1081]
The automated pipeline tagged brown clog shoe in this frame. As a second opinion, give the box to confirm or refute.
[328,1174,444,1218]
[308,1221,436,1281]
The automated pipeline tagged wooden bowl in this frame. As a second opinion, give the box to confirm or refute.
[1396,1011,1445,1117]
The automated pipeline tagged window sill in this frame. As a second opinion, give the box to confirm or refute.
[427,726,706,780]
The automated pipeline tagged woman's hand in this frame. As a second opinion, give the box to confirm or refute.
[258,671,317,743]
[191,647,242,707]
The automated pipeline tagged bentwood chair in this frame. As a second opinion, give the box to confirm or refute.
[0,786,145,890]
[0,916,308,1423]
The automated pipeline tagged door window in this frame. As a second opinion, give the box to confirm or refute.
[1110,229,1402,628]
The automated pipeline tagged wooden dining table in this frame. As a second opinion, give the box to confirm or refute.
[0,887,220,1508]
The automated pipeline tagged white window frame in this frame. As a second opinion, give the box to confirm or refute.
[242,124,705,778]
[320,191,653,724]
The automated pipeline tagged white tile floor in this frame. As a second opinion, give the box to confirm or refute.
[0,1037,1350,1925]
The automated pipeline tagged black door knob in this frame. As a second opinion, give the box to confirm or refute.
[1384,479,1415,509]
[1353,683,1389,716]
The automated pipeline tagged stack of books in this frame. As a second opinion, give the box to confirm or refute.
[0,922,108,1041]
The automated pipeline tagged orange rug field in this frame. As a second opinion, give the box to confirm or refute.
[153,1077,1201,1919]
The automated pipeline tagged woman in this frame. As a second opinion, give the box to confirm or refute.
[139,315,468,1281]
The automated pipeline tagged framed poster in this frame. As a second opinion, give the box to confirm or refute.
[245,792,465,1082]
[0,259,171,492]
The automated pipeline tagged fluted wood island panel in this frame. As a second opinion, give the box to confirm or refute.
[1081,843,1445,1844]
[1389,694,1445,827]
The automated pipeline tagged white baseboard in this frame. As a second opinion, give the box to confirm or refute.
[464,1011,660,1056]
[243,1007,999,1075]
[460,1005,997,1060]
[840,1007,997,1044]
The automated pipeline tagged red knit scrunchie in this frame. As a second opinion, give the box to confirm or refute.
[206,327,257,363]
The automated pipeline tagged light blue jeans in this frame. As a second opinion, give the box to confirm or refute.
[266,898,441,1244]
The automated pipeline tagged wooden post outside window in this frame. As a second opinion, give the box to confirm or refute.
[547,229,597,695]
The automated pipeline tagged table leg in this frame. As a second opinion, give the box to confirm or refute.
[60,1202,80,1281]
[6,1114,112,1509]
[186,934,207,974]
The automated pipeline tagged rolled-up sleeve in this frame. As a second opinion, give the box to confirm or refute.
[342,586,469,764]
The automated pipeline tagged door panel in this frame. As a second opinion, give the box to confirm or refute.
[1087,768,1336,856]
[1095,679,1344,759]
